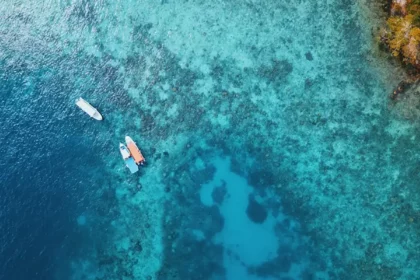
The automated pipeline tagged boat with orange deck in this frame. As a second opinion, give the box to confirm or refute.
[125,136,146,165]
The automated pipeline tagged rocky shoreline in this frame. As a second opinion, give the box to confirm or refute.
[378,0,420,99]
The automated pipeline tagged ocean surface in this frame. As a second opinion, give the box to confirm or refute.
[1,0,420,279]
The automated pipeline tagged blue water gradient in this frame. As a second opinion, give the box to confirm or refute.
[0,60,103,279]
[2,0,420,279]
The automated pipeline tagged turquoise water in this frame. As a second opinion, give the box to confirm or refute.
[2,0,420,279]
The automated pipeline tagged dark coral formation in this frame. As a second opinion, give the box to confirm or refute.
[156,165,226,279]
[257,59,293,86]
[305,51,314,61]
[212,180,227,205]
[246,195,268,224]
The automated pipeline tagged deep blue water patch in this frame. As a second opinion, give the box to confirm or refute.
[305,52,313,61]
[0,51,121,279]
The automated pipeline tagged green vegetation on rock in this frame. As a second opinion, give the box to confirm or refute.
[383,0,420,70]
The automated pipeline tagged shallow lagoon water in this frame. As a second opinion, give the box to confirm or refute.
[1,0,420,279]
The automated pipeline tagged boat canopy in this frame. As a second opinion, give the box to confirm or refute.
[125,157,139,173]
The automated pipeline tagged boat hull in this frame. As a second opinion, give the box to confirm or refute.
[75,98,103,120]
[119,143,131,159]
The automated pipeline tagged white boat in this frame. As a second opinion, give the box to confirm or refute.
[75,97,103,120]
[119,143,138,173]
[119,143,131,159]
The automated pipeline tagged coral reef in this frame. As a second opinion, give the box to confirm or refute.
[377,0,420,98]
[4,0,420,279]
[246,195,268,224]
